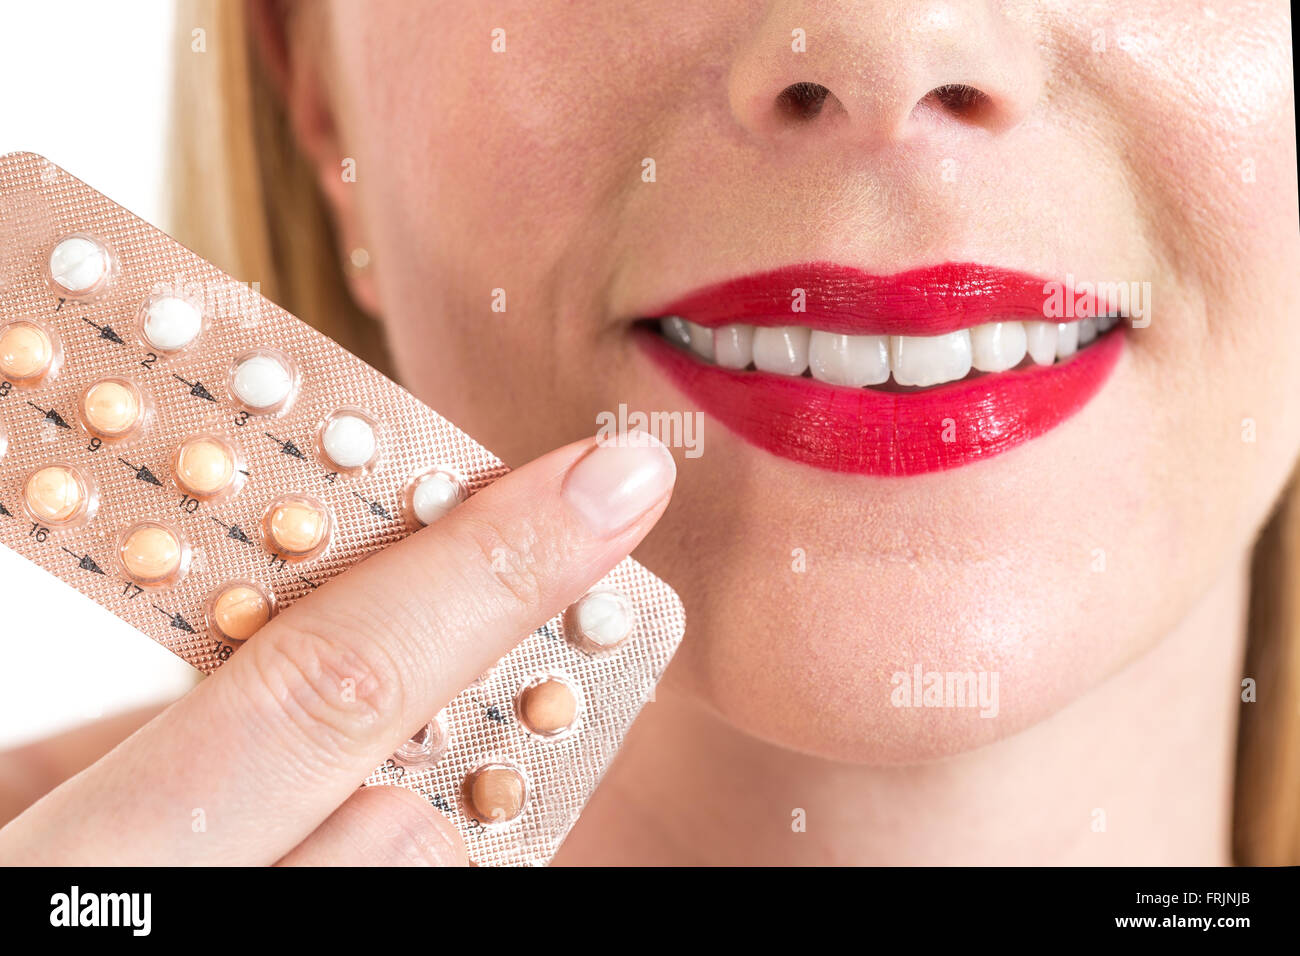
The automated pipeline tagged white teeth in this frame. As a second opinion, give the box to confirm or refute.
[1055,322,1079,359]
[1024,321,1058,366]
[890,330,972,387]
[969,321,1027,373]
[660,316,692,348]
[661,315,1112,388]
[1077,317,1098,345]
[752,326,810,376]
[685,320,714,361]
[714,323,754,369]
[808,331,890,386]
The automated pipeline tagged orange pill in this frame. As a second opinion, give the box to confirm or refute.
[209,583,272,641]
[463,764,527,825]
[23,465,88,524]
[0,322,54,381]
[119,523,186,585]
[174,436,237,497]
[264,496,330,558]
[81,378,143,438]
[517,677,579,736]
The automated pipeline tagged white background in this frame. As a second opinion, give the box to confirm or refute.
[0,1,197,748]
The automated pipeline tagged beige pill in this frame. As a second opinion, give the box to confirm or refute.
[464,764,527,825]
[266,498,329,556]
[0,322,53,381]
[120,524,184,584]
[518,677,579,736]
[211,584,272,641]
[24,465,86,524]
[174,437,236,496]
[81,378,142,438]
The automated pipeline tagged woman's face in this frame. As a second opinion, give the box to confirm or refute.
[303,0,1298,762]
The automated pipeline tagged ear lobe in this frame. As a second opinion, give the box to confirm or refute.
[314,155,382,317]
[246,0,382,316]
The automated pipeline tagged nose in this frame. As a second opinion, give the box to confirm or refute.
[728,1,1043,144]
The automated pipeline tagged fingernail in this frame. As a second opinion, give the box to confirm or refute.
[562,433,676,537]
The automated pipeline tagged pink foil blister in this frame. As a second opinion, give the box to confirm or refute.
[0,153,685,866]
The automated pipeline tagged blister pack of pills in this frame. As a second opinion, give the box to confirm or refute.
[0,152,685,866]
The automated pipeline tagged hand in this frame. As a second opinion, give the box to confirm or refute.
[0,435,676,865]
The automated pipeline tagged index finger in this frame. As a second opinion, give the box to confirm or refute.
[0,435,675,864]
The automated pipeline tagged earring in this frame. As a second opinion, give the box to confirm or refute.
[347,247,371,274]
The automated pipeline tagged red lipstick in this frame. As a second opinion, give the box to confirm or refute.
[636,262,1124,476]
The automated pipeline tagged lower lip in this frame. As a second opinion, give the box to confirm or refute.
[637,328,1125,476]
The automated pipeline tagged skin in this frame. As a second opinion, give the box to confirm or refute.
[1,0,1296,863]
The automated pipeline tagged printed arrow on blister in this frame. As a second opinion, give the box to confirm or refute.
[26,401,71,429]
[172,374,216,402]
[60,547,106,575]
[117,457,163,486]
[263,432,306,460]
[208,516,254,545]
[80,315,125,345]
[351,491,394,522]
[152,604,197,633]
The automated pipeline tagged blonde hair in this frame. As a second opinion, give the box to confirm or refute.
[169,0,1300,864]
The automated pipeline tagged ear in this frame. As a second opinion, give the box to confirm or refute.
[246,0,381,316]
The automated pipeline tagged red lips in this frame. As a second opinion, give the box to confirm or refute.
[637,263,1124,476]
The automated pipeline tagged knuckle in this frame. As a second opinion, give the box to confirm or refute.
[235,618,407,765]
[448,511,555,615]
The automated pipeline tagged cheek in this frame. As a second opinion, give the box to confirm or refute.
[1109,2,1300,527]
[327,1,732,458]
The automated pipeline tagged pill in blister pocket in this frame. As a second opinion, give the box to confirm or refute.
[318,408,379,472]
[230,351,296,414]
[0,320,59,384]
[22,464,95,527]
[118,521,189,588]
[464,763,528,825]
[407,469,466,525]
[79,377,148,441]
[566,589,635,653]
[262,494,332,560]
[48,235,111,297]
[172,435,242,499]
[517,675,580,737]
[206,581,274,642]
[139,294,203,353]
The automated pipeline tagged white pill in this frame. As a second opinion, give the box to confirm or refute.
[411,473,463,525]
[571,591,634,650]
[321,413,377,469]
[231,354,293,411]
[141,295,203,351]
[49,236,109,295]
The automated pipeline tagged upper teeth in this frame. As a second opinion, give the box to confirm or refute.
[659,316,1119,388]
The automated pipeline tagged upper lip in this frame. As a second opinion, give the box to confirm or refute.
[642,261,1084,336]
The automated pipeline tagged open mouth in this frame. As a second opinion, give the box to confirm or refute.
[652,312,1121,391]
[634,262,1127,476]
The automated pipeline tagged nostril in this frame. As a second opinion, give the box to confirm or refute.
[919,83,994,122]
[776,81,834,121]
